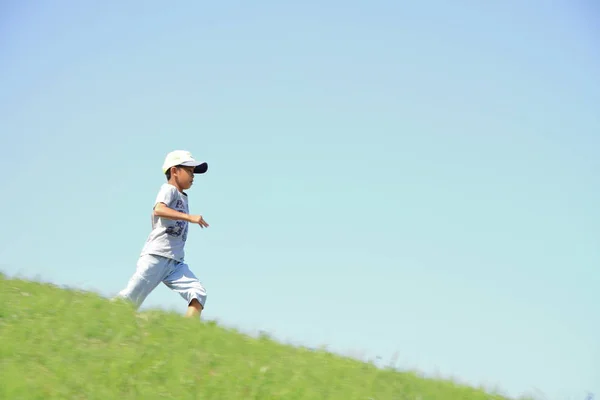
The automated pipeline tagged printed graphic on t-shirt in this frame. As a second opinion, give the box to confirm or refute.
[165,198,188,241]
[174,199,185,210]
[166,220,185,237]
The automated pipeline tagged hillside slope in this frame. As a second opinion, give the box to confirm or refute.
[1,273,523,400]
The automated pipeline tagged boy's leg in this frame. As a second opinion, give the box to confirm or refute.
[163,262,207,318]
[116,254,170,309]
[186,299,203,318]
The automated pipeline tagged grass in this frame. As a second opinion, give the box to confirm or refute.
[1,273,526,400]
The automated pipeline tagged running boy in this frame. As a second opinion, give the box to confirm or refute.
[117,150,210,318]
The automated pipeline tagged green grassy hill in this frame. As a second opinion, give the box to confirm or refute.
[1,273,526,400]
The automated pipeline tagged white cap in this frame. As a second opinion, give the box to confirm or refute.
[162,150,208,174]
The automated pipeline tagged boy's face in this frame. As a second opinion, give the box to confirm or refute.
[171,165,196,190]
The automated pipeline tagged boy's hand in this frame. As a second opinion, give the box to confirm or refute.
[189,215,209,228]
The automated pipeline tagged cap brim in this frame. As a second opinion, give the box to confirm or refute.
[174,160,208,174]
[193,162,208,174]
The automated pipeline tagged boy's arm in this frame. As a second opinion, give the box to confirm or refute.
[154,203,209,228]
[153,202,192,222]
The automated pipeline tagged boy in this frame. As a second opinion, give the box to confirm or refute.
[116,150,210,318]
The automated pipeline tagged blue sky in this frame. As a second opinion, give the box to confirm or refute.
[1,1,598,399]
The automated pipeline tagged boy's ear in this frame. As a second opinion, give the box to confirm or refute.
[166,166,176,180]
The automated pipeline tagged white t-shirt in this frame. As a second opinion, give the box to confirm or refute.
[140,183,190,262]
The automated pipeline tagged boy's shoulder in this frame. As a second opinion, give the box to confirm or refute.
[157,183,177,193]
[156,183,189,200]
[155,183,177,202]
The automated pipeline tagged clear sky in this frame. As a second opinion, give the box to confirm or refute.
[1,1,598,399]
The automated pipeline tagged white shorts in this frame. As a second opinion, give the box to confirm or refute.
[117,254,207,309]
